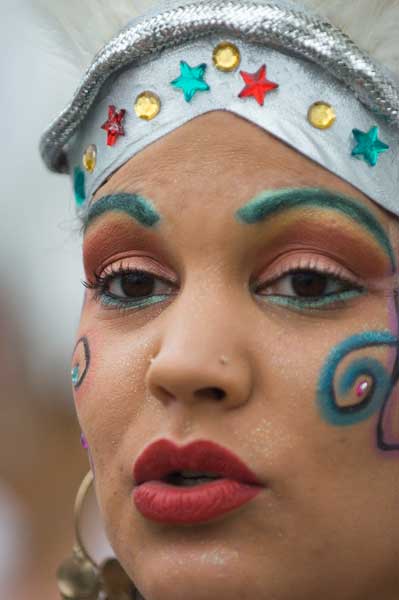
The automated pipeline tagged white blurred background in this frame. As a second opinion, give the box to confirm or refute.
[1,2,113,598]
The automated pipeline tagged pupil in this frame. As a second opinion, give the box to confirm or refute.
[292,271,327,297]
[121,272,154,297]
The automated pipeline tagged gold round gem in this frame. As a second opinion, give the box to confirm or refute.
[82,144,97,173]
[308,102,336,129]
[134,91,161,121]
[212,41,241,72]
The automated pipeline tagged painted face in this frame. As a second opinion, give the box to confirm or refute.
[73,111,399,600]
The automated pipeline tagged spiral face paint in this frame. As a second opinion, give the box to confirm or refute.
[71,336,91,390]
[72,338,95,474]
[317,331,397,428]
[316,327,399,450]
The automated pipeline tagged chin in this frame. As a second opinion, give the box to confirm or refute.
[135,569,251,600]
[129,548,266,600]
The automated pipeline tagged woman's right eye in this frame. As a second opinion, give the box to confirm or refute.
[106,270,173,300]
[83,267,178,311]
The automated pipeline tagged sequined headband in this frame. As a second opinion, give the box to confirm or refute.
[39,0,399,217]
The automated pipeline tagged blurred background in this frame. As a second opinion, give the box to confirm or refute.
[1,2,113,598]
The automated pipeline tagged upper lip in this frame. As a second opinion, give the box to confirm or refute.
[133,438,263,486]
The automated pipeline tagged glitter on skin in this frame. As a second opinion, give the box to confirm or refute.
[235,187,396,268]
[83,193,161,233]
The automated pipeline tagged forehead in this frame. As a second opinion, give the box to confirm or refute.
[91,111,389,225]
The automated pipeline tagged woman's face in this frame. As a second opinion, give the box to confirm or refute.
[73,111,399,600]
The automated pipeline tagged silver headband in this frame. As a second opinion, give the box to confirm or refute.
[39,0,399,217]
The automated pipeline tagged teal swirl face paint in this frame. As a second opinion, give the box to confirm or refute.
[83,193,161,233]
[317,331,398,436]
[235,187,395,268]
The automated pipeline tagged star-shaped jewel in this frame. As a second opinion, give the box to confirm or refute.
[238,64,279,106]
[351,126,389,166]
[101,105,126,146]
[170,61,210,102]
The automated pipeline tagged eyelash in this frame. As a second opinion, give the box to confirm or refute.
[82,259,365,315]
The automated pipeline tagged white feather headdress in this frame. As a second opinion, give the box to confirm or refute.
[37,0,399,75]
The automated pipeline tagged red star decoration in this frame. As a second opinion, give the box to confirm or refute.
[238,65,279,106]
[101,105,126,146]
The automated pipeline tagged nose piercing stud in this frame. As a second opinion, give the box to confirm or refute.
[80,433,89,449]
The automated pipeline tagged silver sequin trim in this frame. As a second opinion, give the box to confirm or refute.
[39,0,399,174]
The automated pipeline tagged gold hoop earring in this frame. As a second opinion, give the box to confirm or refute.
[56,470,139,599]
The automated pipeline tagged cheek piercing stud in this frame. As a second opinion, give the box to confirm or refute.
[356,379,371,398]
[336,373,375,410]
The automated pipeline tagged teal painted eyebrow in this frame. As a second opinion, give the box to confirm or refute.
[83,193,161,233]
[236,187,395,268]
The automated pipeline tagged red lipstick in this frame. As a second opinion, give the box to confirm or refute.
[132,439,263,524]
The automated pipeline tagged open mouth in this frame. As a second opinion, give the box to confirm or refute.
[163,471,222,487]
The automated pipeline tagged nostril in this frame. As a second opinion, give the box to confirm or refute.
[157,385,175,401]
[194,387,226,401]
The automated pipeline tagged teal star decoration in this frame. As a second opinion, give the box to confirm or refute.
[351,126,390,167]
[170,61,210,102]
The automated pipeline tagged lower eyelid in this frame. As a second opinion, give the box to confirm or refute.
[99,293,170,310]
[263,288,365,310]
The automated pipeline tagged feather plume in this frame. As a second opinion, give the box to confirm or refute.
[301,0,399,75]
[36,0,158,70]
[36,0,399,75]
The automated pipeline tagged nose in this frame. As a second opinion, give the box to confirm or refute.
[146,304,253,411]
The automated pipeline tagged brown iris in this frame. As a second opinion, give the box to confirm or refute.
[120,272,155,298]
[291,271,329,297]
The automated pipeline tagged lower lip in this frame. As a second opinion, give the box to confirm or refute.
[132,479,262,524]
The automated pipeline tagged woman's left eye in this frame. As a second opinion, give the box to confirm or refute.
[255,269,364,308]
